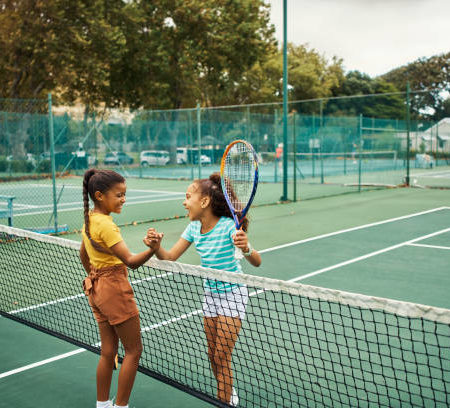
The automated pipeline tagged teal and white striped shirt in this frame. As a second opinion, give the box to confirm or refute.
[181,216,242,293]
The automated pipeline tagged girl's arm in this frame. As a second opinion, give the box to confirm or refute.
[109,241,157,270]
[145,228,191,261]
[244,247,262,267]
[79,241,91,274]
[233,230,262,267]
[153,237,191,261]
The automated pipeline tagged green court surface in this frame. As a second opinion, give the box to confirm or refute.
[1,187,449,407]
[1,164,449,234]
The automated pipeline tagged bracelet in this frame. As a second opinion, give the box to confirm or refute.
[243,242,253,256]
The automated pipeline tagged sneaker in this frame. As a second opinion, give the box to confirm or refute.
[96,401,113,408]
[229,387,239,407]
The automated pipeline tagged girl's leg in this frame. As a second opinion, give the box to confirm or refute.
[97,322,119,402]
[203,317,219,378]
[214,316,242,403]
[113,315,143,406]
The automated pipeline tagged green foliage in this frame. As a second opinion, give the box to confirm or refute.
[0,0,277,112]
[234,44,345,106]
[0,158,7,172]
[0,0,129,108]
[36,159,51,173]
[1,0,447,121]
[380,52,450,120]
[328,71,404,119]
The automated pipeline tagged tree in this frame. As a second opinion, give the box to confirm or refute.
[230,43,345,109]
[122,0,276,162]
[380,52,450,120]
[328,71,404,119]
[0,0,130,109]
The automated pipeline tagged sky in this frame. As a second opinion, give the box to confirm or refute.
[267,0,450,77]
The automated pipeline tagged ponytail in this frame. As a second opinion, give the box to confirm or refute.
[83,169,96,242]
[195,172,249,232]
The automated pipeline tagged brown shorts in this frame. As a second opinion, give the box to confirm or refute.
[84,264,139,325]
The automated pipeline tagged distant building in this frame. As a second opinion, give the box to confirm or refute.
[393,118,450,153]
[421,118,450,153]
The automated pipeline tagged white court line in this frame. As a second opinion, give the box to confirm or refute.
[0,203,39,210]
[259,206,449,254]
[408,243,450,250]
[412,170,450,177]
[13,196,184,217]
[15,192,183,211]
[0,349,86,379]
[286,227,450,282]
[1,207,449,379]
[2,183,184,195]
[10,272,173,315]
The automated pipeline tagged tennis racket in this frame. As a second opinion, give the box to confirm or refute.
[220,140,259,259]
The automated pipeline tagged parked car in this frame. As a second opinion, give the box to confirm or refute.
[176,148,188,164]
[140,150,170,166]
[6,153,36,167]
[198,154,212,165]
[104,152,134,165]
[176,147,211,164]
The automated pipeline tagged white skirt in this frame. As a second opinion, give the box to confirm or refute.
[202,286,249,320]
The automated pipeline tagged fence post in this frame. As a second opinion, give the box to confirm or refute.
[196,102,202,179]
[293,112,297,202]
[48,93,58,233]
[435,120,439,167]
[320,100,324,184]
[274,109,278,183]
[312,114,316,178]
[281,0,288,201]
[405,82,411,186]
[358,114,363,192]
[188,109,194,180]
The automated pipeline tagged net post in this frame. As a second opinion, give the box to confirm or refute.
[405,82,411,186]
[48,93,58,233]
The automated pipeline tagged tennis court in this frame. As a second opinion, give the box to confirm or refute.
[0,177,187,232]
[1,187,449,407]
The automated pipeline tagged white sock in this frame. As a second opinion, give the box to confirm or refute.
[114,405,128,408]
[96,401,112,408]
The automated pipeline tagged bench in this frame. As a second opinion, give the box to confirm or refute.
[0,195,15,226]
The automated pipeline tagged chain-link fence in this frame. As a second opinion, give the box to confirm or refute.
[0,92,449,233]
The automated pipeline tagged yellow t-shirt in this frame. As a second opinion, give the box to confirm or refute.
[82,212,124,268]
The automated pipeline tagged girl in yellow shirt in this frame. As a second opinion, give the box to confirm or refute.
[80,169,162,408]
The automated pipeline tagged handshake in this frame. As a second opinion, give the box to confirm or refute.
[143,227,164,250]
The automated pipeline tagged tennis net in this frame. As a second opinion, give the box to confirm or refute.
[0,224,449,407]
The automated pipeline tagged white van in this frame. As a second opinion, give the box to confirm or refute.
[140,150,170,166]
[176,147,211,164]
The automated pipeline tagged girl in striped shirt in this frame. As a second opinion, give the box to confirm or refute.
[146,173,261,406]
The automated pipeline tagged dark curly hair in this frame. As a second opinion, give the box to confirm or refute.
[194,172,249,232]
[82,169,125,252]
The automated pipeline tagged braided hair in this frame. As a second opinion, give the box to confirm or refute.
[83,169,125,252]
[195,172,249,232]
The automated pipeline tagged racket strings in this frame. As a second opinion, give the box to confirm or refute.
[223,142,256,212]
